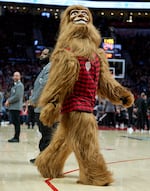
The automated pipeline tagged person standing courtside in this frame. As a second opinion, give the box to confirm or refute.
[135,92,146,132]
[0,87,3,126]
[5,71,24,142]
[29,47,57,163]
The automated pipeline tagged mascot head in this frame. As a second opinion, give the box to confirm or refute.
[60,5,93,34]
[55,5,101,58]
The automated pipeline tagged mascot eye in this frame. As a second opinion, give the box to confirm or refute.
[70,10,89,17]
[81,11,88,17]
[70,10,78,17]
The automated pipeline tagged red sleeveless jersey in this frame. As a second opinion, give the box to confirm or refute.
[61,55,100,113]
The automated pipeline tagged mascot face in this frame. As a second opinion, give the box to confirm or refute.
[60,5,93,34]
[70,9,89,25]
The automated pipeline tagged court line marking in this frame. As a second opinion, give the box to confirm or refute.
[121,135,150,141]
[44,157,150,191]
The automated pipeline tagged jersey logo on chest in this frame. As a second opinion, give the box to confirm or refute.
[85,61,91,71]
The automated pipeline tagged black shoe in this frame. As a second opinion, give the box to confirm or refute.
[30,158,36,164]
[8,138,19,143]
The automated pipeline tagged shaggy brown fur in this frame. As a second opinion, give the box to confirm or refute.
[36,112,113,185]
[35,5,134,186]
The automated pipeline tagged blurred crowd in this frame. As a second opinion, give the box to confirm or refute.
[94,93,150,132]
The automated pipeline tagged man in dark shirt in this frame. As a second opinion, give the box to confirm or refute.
[135,92,147,132]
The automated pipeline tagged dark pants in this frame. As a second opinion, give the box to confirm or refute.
[136,112,144,130]
[127,106,133,127]
[27,105,35,128]
[9,110,21,139]
[35,113,57,152]
[143,113,150,130]
[105,112,116,127]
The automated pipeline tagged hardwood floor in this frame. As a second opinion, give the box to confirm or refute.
[0,124,150,191]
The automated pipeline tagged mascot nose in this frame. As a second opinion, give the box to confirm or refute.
[76,10,85,17]
[78,12,84,17]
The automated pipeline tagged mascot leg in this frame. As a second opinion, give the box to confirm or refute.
[35,120,72,178]
[68,112,114,186]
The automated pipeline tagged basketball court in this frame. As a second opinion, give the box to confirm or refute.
[0,124,150,191]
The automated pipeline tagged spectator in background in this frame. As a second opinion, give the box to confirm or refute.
[20,103,28,125]
[143,94,150,132]
[29,47,58,163]
[116,106,128,129]
[96,100,105,126]
[127,105,134,134]
[104,99,116,128]
[135,92,146,132]
[0,87,3,126]
[132,106,138,127]
[5,71,24,142]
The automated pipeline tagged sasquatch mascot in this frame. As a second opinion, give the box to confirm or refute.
[35,5,134,186]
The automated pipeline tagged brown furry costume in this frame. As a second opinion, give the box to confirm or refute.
[35,5,134,186]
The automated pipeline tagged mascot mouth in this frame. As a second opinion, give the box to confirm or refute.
[73,19,88,25]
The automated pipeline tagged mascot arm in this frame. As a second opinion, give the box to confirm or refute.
[38,49,79,126]
[97,48,134,108]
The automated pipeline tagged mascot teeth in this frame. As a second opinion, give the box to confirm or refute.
[74,20,87,24]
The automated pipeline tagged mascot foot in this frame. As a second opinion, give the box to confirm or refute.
[35,157,64,179]
[76,172,114,186]
[36,165,64,179]
[77,179,112,186]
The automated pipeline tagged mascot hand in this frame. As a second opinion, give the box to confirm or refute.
[119,90,134,108]
[40,103,60,126]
